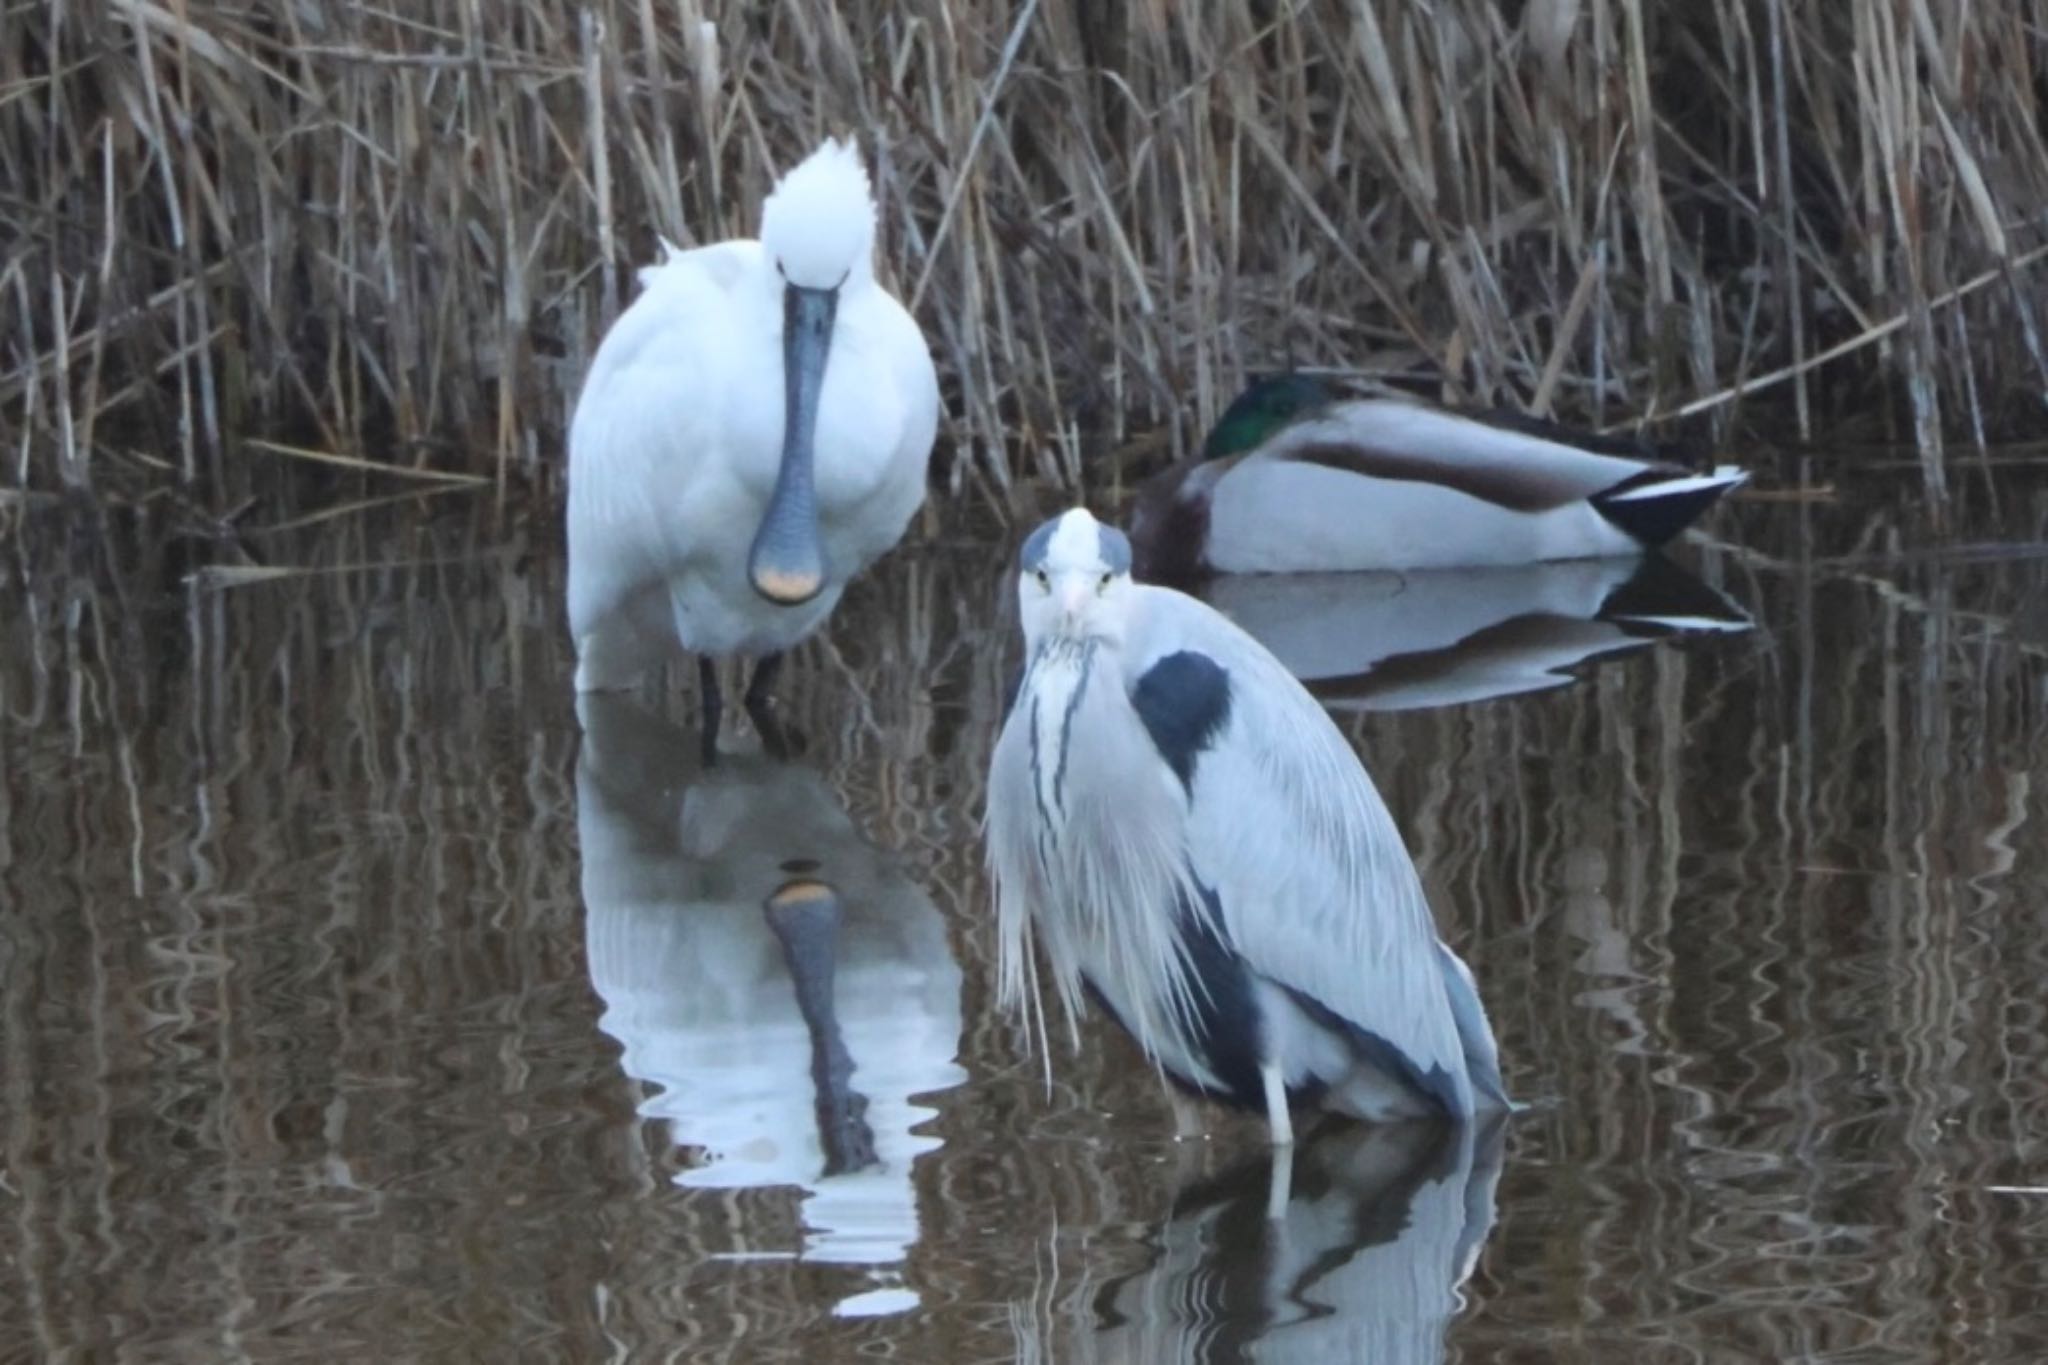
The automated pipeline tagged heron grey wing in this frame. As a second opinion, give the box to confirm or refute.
[1437,940,1509,1109]
[1258,399,1672,512]
[1123,586,1482,1114]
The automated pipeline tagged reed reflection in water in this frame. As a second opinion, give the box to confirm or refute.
[1,476,2047,1361]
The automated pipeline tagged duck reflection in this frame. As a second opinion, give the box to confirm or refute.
[1200,554,1750,710]
[1072,1119,1506,1363]
[576,693,967,1272]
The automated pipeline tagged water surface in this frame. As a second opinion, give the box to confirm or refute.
[3,475,2047,1361]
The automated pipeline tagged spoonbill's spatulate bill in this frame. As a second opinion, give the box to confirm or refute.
[1130,373,1748,579]
[985,507,1510,1145]
[566,139,939,751]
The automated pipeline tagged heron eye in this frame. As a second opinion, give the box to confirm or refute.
[1097,572,1112,591]
[1033,568,1050,590]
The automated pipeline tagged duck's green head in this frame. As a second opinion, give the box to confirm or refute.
[1200,372,1338,460]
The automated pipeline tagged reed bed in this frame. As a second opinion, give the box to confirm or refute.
[6,0,2048,511]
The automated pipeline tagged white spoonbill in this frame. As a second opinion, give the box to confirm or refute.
[567,138,939,753]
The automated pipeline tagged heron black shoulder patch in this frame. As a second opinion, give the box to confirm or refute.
[1131,650,1230,792]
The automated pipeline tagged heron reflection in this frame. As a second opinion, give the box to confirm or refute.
[576,693,966,1279]
[1035,1118,1507,1364]
[1199,553,1751,711]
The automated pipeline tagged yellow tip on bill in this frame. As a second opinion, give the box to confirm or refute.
[751,566,824,605]
[767,879,836,910]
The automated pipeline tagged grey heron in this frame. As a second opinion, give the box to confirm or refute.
[567,138,939,755]
[577,693,966,1283]
[985,508,1510,1145]
[1130,373,1746,578]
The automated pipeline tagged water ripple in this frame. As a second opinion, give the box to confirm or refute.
[2,489,2046,1359]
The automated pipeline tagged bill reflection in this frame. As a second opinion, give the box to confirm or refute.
[575,694,966,1312]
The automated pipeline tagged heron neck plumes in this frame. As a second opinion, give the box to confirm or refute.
[1022,637,1099,839]
[994,625,1215,1075]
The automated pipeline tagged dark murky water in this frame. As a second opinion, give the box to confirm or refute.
[4,474,2048,1362]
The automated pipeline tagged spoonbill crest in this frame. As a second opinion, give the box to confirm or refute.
[567,138,938,754]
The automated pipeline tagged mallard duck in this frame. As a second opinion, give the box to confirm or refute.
[1129,374,1748,579]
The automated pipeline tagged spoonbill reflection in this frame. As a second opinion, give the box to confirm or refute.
[1131,373,1747,577]
[577,694,965,1290]
[567,139,939,753]
[1200,554,1752,711]
[987,509,1509,1146]
[1027,1119,1505,1363]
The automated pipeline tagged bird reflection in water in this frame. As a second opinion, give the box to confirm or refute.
[575,693,966,1310]
[1022,1118,1507,1363]
[1200,553,1751,711]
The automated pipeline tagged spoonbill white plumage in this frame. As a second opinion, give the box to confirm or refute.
[566,139,939,751]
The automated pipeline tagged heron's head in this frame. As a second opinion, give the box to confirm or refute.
[749,139,879,606]
[1018,508,1136,648]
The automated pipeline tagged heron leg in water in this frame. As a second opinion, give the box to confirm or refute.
[1265,1139,1296,1222]
[697,656,722,764]
[1260,1060,1295,1148]
[744,653,795,759]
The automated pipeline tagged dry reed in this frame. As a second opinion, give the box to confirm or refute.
[6,0,2048,511]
